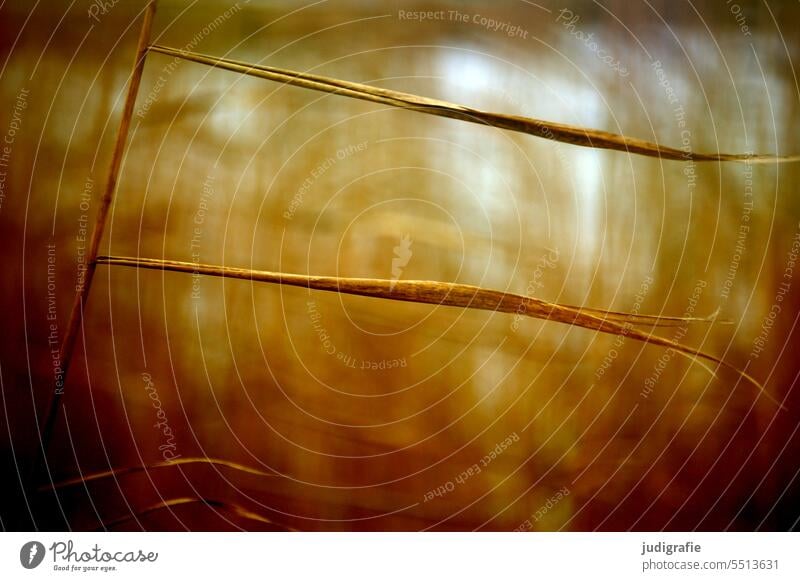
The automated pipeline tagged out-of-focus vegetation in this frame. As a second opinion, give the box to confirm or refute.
[1,0,799,530]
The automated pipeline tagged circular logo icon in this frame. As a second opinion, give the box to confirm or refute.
[20,541,46,569]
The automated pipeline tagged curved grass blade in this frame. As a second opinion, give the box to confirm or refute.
[39,456,280,492]
[96,497,295,531]
[96,255,783,409]
[148,44,800,164]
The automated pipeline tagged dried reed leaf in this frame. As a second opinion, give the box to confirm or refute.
[148,44,799,164]
[40,457,279,491]
[96,255,782,408]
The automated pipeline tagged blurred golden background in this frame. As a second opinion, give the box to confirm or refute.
[1,0,799,530]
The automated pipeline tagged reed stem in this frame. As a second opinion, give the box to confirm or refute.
[37,1,158,466]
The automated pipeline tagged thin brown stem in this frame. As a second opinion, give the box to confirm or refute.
[148,44,799,164]
[37,2,157,463]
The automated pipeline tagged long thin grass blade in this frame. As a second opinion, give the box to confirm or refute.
[96,497,294,531]
[39,457,280,491]
[96,255,782,408]
[148,44,799,164]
